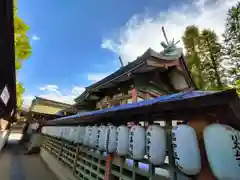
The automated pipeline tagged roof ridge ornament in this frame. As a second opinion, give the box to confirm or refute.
[160,26,182,60]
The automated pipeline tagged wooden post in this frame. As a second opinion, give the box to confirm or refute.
[73,145,80,175]
[149,164,155,180]
[131,88,137,103]
[104,154,113,180]
[132,160,138,180]
[165,120,177,180]
[58,141,64,161]
[127,88,138,127]
[188,118,217,180]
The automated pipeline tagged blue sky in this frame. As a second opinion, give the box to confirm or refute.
[18,0,237,107]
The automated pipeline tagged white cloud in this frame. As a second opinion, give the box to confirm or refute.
[72,86,86,96]
[22,95,35,109]
[101,0,238,65]
[40,84,61,95]
[31,35,40,41]
[23,85,85,109]
[87,73,111,82]
[39,93,76,105]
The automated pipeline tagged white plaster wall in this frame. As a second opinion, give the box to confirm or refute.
[169,70,189,90]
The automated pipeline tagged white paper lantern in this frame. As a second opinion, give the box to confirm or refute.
[97,125,108,151]
[59,127,65,138]
[62,127,67,139]
[146,125,166,165]
[105,125,117,153]
[204,123,240,180]
[70,127,78,142]
[63,127,71,140]
[65,127,70,141]
[84,126,92,146]
[171,124,201,175]
[62,127,68,140]
[89,125,98,148]
[75,126,85,144]
[52,126,57,137]
[116,125,129,156]
[41,127,46,134]
[55,127,61,138]
[129,125,145,160]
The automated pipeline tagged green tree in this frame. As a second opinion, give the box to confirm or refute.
[182,25,205,89]
[14,0,32,69]
[199,29,224,90]
[222,2,240,83]
[14,0,32,107]
[16,82,25,108]
[233,79,240,95]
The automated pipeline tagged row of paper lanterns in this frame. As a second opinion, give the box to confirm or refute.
[41,123,240,179]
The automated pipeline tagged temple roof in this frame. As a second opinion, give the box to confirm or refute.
[29,96,72,115]
[47,89,240,130]
[32,97,72,107]
[74,47,195,105]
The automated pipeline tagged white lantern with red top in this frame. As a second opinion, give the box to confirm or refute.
[204,123,240,180]
[116,125,129,156]
[146,124,166,165]
[129,125,145,160]
[171,124,201,175]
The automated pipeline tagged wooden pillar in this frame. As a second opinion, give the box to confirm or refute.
[188,117,217,180]
[131,88,137,103]
[0,0,16,120]
[127,88,137,127]
[104,154,113,180]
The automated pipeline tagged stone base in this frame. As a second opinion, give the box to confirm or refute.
[40,148,78,180]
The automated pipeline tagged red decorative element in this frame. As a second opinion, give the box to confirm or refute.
[104,154,113,180]
[127,122,136,127]
[126,88,138,126]
[131,88,137,103]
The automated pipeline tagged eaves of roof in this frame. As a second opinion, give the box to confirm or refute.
[74,47,195,104]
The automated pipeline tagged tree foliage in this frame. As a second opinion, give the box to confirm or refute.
[182,2,240,94]
[222,2,240,83]
[182,25,205,89]
[199,29,224,90]
[16,82,25,108]
[183,27,225,90]
[233,79,240,95]
[14,0,32,107]
[14,0,32,68]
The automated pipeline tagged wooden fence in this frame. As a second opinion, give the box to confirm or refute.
[41,124,191,180]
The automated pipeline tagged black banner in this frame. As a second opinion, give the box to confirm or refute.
[0,0,16,120]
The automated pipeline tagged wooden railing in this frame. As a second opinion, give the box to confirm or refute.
[41,132,191,180]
